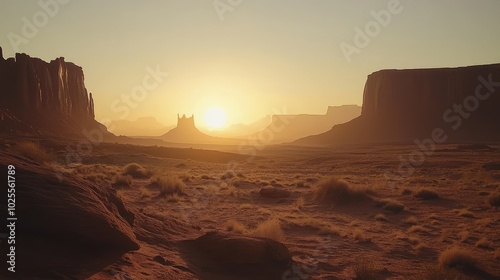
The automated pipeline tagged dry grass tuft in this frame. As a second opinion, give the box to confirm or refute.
[402,216,418,225]
[408,225,426,234]
[415,188,440,200]
[455,208,475,218]
[13,141,51,164]
[293,197,305,210]
[113,174,132,188]
[150,176,186,197]
[486,192,500,207]
[239,203,253,209]
[351,258,377,280]
[225,219,247,234]
[257,208,272,215]
[123,163,152,179]
[475,238,491,249]
[139,187,153,199]
[374,213,389,222]
[376,198,404,213]
[352,229,371,243]
[221,170,236,180]
[438,247,477,269]
[312,177,373,206]
[252,218,285,242]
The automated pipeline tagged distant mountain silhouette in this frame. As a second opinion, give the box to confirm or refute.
[161,114,240,145]
[257,105,361,144]
[0,47,109,138]
[296,63,500,145]
[205,115,272,138]
[107,117,173,136]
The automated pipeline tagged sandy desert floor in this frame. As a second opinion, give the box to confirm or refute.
[4,140,500,280]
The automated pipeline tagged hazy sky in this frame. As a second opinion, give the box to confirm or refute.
[1,0,499,128]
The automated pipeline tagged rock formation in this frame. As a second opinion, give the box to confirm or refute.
[0,150,139,278]
[0,47,106,136]
[181,231,291,279]
[161,114,240,145]
[296,63,500,145]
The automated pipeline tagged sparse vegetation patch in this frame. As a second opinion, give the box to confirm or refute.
[312,177,373,206]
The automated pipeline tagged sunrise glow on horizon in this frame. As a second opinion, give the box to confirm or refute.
[1,1,499,130]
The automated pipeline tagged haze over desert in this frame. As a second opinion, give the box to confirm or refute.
[0,1,499,280]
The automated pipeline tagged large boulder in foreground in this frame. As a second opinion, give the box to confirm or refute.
[0,150,139,278]
[181,231,291,279]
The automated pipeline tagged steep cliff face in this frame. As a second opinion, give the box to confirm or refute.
[296,63,500,145]
[362,64,500,123]
[0,47,101,136]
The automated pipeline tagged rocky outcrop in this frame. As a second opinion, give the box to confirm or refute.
[161,114,241,145]
[296,63,500,145]
[181,231,291,279]
[0,47,104,136]
[0,150,139,278]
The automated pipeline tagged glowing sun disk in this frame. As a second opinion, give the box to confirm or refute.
[204,107,227,129]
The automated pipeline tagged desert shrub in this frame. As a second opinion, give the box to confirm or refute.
[293,197,305,210]
[139,187,153,199]
[352,229,370,243]
[123,163,152,179]
[376,198,404,213]
[252,218,285,242]
[402,216,418,225]
[179,172,194,182]
[221,170,236,180]
[438,247,476,269]
[375,213,389,222]
[112,175,131,188]
[225,219,247,234]
[456,208,475,218]
[227,184,239,196]
[351,259,377,280]
[312,177,373,205]
[200,174,213,180]
[257,208,272,215]
[475,238,491,249]
[408,225,426,234]
[415,188,440,200]
[486,192,500,207]
[13,141,51,164]
[239,203,253,209]
[150,176,186,197]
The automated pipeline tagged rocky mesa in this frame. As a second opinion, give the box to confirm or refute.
[296,63,500,145]
[0,46,107,137]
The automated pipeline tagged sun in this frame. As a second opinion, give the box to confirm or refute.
[204,107,227,129]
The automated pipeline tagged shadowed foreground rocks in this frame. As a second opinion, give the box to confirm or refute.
[0,151,139,279]
[180,231,292,280]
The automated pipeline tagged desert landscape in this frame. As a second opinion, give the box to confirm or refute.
[1,1,500,280]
